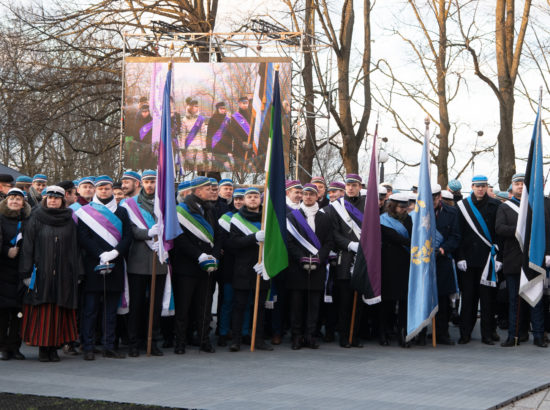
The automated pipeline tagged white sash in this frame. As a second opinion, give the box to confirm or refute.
[231,217,255,236]
[75,207,119,248]
[218,216,231,232]
[503,200,520,214]
[286,219,319,255]
[176,212,214,248]
[121,201,155,250]
[331,199,361,239]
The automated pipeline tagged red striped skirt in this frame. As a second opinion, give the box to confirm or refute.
[21,303,78,347]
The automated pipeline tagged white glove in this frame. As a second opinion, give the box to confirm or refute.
[494,261,502,272]
[152,241,160,252]
[255,230,265,242]
[148,224,159,238]
[457,260,467,272]
[100,249,119,264]
[23,278,31,287]
[7,247,19,259]
[545,255,550,268]
[254,262,264,275]
[198,253,211,264]
[348,241,359,253]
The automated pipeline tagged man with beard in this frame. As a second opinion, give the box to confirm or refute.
[180,97,207,172]
[122,170,167,357]
[226,97,252,170]
[456,175,502,345]
[207,102,231,170]
[76,176,133,360]
[120,171,141,199]
[286,183,333,350]
[28,174,48,208]
[170,177,221,354]
[226,187,273,352]
[330,174,365,348]
[380,192,413,347]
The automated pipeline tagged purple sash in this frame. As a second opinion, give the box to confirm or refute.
[184,115,205,148]
[232,112,250,135]
[291,209,321,251]
[212,117,230,148]
[344,199,363,225]
[139,121,153,141]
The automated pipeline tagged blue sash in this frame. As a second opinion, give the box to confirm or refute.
[184,115,205,148]
[380,212,409,239]
[178,203,214,239]
[76,202,122,248]
[10,221,22,246]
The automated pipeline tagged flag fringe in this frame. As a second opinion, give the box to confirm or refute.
[405,305,438,342]
[519,270,545,307]
[362,295,381,305]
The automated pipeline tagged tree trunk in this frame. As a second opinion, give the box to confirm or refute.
[436,0,449,187]
[497,93,516,188]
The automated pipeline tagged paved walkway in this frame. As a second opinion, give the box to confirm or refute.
[1,325,549,409]
[502,387,550,409]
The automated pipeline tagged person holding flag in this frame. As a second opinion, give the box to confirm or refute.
[456,175,502,345]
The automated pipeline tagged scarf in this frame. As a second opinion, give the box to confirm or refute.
[300,202,319,231]
[92,194,117,213]
[35,206,73,226]
[286,196,300,210]
[138,189,155,216]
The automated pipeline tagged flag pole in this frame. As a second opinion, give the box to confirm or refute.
[432,317,436,347]
[146,248,158,356]
[348,291,358,345]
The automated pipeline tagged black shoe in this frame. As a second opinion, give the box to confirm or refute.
[229,343,240,352]
[49,347,60,362]
[481,337,495,345]
[241,335,251,345]
[458,335,470,345]
[150,345,163,356]
[436,337,455,346]
[39,347,49,362]
[256,342,274,351]
[174,344,186,355]
[103,349,126,359]
[351,338,363,348]
[162,339,174,349]
[501,338,517,347]
[128,347,140,357]
[217,335,228,347]
[339,335,351,348]
[291,336,302,350]
[491,331,500,342]
[12,350,25,360]
[83,351,95,361]
[62,344,79,356]
[200,343,215,353]
[308,337,320,349]
[534,338,548,348]
[1,350,10,360]
[379,337,390,346]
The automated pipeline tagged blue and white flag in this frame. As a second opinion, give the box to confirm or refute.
[516,96,546,307]
[406,120,439,341]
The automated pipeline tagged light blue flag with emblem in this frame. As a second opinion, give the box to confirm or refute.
[406,119,439,342]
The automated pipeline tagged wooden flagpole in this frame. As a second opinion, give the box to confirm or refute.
[146,251,157,356]
[348,291,358,345]
[432,317,436,347]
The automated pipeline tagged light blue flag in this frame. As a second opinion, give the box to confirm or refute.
[406,120,439,342]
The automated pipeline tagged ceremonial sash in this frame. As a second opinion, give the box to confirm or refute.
[161,266,175,317]
[184,115,205,148]
[10,221,22,246]
[231,212,260,236]
[70,202,81,224]
[117,261,130,315]
[331,198,362,240]
[122,196,155,250]
[457,197,499,287]
[211,117,230,148]
[232,112,250,136]
[503,199,520,214]
[287,209,321,255]
[218,212,233,233]
[139,121,153,140]
[380,212,410,252]
[75,202,122,248]
[176,203,214,247]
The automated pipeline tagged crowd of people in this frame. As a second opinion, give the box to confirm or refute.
[0,169,548,363]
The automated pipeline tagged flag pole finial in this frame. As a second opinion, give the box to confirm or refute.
[274,64,280,71]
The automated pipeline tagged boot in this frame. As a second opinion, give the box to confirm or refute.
[38,347,49,362]
[49,347,60,362]
[291,335,302,350]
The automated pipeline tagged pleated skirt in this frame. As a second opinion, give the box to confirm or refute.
[21,303,78,347]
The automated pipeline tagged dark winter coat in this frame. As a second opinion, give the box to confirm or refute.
[226,206,268,291]
[456,194,501,268]
[170,194,222,278]
[435,202,462,295]
[207,113,231,157]
[0,200,31,308]
[227,109,252,162]
[331,195,365,280]
[77,201,133,293]
[381,213,412,301]
[217,211,236,283]
[19,205,83,309]
[285,208,333,291]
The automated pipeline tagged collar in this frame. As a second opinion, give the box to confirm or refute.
[92,194,117,213]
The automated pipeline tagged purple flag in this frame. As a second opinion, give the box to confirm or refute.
[351,123,382,304]
[154,68,183,263]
